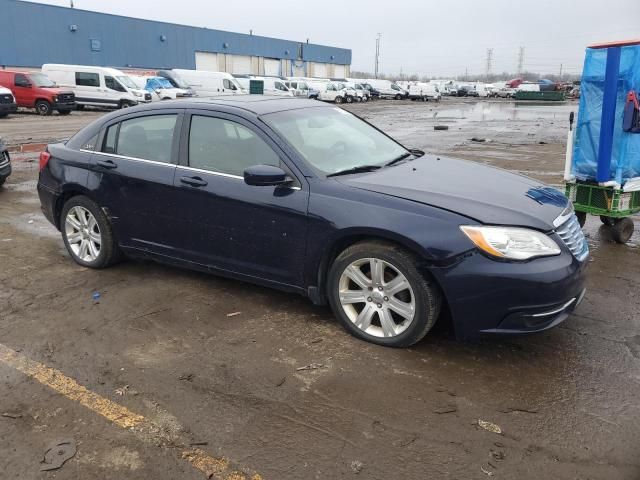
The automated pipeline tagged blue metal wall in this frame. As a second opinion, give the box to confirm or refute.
[0,0,351,68]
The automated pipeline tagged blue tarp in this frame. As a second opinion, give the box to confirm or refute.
[573,44,640,183]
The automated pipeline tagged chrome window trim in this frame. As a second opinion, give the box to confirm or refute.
[176,165,302,190]
[80,149,176,168]
[176,165,243,180]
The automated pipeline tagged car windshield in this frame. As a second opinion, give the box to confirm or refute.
[116,76,138,89]
[30,73,56,87]
[167,73,190,89]
[263,107,409,176]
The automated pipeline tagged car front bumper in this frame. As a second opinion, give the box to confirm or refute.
[52,101,76,111]
[0,103,18,114]
[430,250,588,340]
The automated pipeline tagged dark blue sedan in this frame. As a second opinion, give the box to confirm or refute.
[37,97,588,347]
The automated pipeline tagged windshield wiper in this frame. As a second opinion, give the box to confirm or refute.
[326,165,382,178]
[384,152,413,167]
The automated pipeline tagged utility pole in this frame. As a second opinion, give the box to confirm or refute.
[374,33,381,79]
[485,48,494,79]
[559,63,563,79]
[517,46,525,76]
[465,67,468,80]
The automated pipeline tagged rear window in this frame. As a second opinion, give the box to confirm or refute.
[76,72,100,87]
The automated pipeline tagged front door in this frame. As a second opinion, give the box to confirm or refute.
[171,111,309,287]
[13,73,32,106]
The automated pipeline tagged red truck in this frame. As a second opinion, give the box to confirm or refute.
[0,71,75,115]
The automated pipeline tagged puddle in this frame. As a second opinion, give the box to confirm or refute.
[1,212,59,238]
[5,180,38,193]
[434,101,575,123]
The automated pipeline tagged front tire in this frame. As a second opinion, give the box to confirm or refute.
[327,241,441,347]
[35,100,52,116]
[395,94,402,100]
[60,195,122,269]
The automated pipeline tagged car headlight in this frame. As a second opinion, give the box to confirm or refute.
[460,226,561,260]
[53,95,58,102]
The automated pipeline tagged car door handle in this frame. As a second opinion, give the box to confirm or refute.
[180,175,208,187]
[97,159,117,169]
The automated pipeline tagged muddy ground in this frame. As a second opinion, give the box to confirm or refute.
[1,98,639,479]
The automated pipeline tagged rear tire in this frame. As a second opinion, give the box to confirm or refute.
[35,100,52,116]
[119,100,131,109]
[58,110,72,115]
[327,240,441,347]
[395,94,402,100]
[0,177,6,187]
[335,96,343,104]
[611,218,634,244]
[75,104,85,111]
[60,195,122,269]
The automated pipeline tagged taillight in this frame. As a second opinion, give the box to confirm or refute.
[39,151,51,171]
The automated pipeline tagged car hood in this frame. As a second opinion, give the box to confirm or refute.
[338,155,568,231]
[38,87,72,94]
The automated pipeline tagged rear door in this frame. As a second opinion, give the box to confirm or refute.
[170,110,309,287]
[89,109,184,254]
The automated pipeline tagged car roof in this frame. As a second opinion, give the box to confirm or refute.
[127,96,327,115]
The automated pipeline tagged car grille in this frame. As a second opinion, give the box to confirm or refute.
[556,214,589,261]
[58,93,75,103]
[0,150,10,168]
[0,94,14,104]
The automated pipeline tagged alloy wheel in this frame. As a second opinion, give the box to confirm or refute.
[65,206,102,262]
[338,258,415,338]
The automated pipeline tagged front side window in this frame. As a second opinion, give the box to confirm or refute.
[275,82,288,92]
[188,116,280,177]
[223,79,237,90]
[14,74,30,87]
[105,76,126,92]
[263,107,408,176]
[102,115,177,162]
[76,72,100,87]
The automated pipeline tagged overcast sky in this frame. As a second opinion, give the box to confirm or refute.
[32,0,640,77]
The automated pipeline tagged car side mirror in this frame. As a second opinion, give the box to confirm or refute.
[244,165,291,186]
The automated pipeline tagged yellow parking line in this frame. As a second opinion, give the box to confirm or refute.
[0,343,262,480]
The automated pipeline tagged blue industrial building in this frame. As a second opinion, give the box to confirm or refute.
[0,0,352,78]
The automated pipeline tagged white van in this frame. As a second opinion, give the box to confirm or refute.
[171,69,245,97]
[42,64,151,109]
[361,79,405,99]
[250,77,294,97]
[407,82,441,101]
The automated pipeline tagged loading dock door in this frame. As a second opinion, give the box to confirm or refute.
[333,64,346,78]
[231,55,252,74]
[264,58,280,77]
[313,62,327,78]
[195,52,219,71]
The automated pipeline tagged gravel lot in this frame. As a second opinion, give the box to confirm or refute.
[1,97,639,479]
